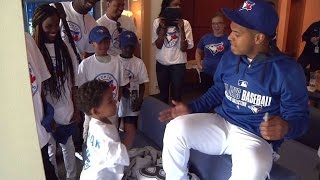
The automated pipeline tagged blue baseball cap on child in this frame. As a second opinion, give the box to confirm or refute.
[89,26,111,43]
[119,31,138,48]
[222,0,279,37]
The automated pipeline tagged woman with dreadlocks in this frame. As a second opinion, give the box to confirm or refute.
[152,0,194,104]
[32,4,79,179]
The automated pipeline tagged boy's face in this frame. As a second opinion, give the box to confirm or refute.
[93,38,110,56]
[120,45,135,58]
[94,88,116,118]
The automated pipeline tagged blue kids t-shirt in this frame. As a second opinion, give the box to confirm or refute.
[197,33,230,77]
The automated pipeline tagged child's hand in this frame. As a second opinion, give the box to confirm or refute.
[71,109,81,124]
[131,99,143,112]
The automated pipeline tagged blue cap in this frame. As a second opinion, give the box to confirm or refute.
[89,26,111,43]
[119,31,138,48]
[222,0,279,37]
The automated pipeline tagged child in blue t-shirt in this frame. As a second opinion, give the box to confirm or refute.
[195,12,230,91]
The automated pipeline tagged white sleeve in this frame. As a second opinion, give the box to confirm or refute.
[184,20,194,49]
[137,59,149,84]
[25,33,51,82]
[151,18,160,44]
[78,61,88,86]
[65,41,80,86]
[106,141,129,166]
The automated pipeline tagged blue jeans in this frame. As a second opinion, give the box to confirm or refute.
[156,62,186,104]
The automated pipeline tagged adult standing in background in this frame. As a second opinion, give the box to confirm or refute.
[97,0,139,57]
[298,20,320,76]
[25,32,58,180]
[152,0,194,104]
[195,12,230,92]
[53,0,100,59]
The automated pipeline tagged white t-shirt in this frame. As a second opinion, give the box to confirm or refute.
[78,55,129,124]
[54,2,98,54]
[152,18,194,65]
[96,14,136,56]
[80,118,129,180]
[118,55,149,117]
[25,33,51,148]
[44,42,79,125]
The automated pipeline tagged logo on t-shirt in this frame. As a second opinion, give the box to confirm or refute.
[205,42,225,56]
[95,73,119,99]
[62,21,82,42]
[164,27,179,48]
[28,63,38,96]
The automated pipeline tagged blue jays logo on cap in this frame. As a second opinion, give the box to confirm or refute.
[222,0,279,37]
[240,1,255,11]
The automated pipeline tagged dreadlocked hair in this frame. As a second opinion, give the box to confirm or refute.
[159,0,175,17]
[32,4,75,100]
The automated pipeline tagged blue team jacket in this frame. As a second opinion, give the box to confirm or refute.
[189,50,309,147]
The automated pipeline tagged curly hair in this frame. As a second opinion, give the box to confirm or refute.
[32,4,75,100]
[76,80,111,115]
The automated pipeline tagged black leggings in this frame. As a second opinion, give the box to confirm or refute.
[41,144,58,180]
[156,62,186,104]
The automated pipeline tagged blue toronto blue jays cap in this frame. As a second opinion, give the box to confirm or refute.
[222,0,279,37]
[119,31,138,48]
[89,26,111,43]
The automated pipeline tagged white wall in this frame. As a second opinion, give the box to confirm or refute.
[0,0,45,179]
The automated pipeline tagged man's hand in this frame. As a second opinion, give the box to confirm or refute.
[311,36,320,45]
[159,100,191,122]
[259,116,289,140]
[197,60,203,71]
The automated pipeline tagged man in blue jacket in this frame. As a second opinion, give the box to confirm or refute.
[159,0,309,179]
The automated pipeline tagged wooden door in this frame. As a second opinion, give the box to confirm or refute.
[181,0,243,60]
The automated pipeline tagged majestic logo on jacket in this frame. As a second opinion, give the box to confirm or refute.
[165,27,179,48]
[62,21,82,42]
[205,42,225,56]
[238,80,248,88]
[28,63,38,96]
[95,73,118,99]
[240,0,255,11]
